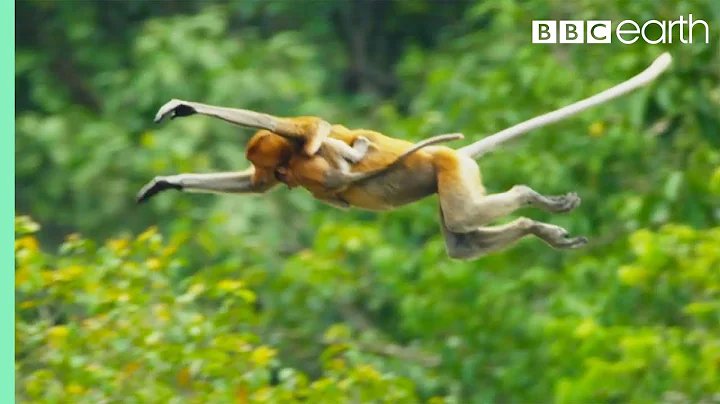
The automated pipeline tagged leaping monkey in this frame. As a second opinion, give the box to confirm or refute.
[137,53,672,259]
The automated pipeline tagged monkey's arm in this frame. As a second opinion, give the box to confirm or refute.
[136,166,279,204]
[459,52,673,159]
[324,137,372,165]
[154,99,331,156]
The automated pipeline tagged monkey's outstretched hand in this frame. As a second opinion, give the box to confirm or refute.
[152,98,335,156]
[136,169,269,205]
[154,99,198,123]
[136,176,183,204]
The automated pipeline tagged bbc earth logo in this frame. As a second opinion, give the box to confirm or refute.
[532,15,710,44]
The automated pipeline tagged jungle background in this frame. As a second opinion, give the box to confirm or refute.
[15,0,720,403]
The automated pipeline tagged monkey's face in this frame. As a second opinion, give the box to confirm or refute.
[246,131,294,170]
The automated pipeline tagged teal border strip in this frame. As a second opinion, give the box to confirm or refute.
[5,0,15,401]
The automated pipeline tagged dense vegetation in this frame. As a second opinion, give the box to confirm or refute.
[16,1,720,402]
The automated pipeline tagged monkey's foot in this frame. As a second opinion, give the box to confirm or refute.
[353,136,371,149]
[531,222,588,249]
[154,99,198,123]
[136,177,183,204]
[345,136,372,164]
[543,192,581,213]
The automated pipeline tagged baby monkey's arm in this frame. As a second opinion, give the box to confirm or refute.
[321,133,464,190]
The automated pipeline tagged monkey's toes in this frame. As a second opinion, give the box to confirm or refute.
[547,192,581,213]
[533,223,587,249]
[570,236,589,248]
[354,137,371,147]
[558,235,588,249]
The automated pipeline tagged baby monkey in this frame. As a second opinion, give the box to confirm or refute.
[314,133,464,191]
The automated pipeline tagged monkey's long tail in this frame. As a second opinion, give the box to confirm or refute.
[458,52,673,160]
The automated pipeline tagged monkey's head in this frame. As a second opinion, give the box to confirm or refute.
[246,130,303,188]
[246,130,295,170]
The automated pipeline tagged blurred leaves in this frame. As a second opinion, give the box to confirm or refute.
[15,217,420,403]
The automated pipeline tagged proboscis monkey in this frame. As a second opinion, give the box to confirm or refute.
[137,53,672,259]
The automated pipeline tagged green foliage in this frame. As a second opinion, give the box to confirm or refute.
[15,0,720,402]
[16,217,423,403]
[547,224,720,403]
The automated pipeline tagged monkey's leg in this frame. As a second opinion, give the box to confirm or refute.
[440,211,587,260]
[435,154,580,233]
[136,168,277,204]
